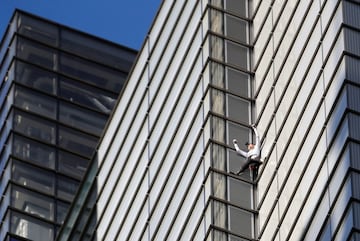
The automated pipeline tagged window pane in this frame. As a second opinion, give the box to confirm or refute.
[226,14,248,43]
[226,67,250,97]
[15,61,57,95]
[14,86,57,119]
[60,53,126,93]
[227,94,250,123]
[57,176,79,202]
[59,78,117,114]
[14,110,56,144]
[225,0,247,17]
[11,185,55,221]
[13,135,55,169]
[16,37,56,69]
[18,14,58,46]
[226,41,248,70]
[12,159,55,195]
[56,200,70,224]
[10,210,54,241]
[61,29,135,70]
[59,101,107,136]
[58,151,89,179]
[227,121,250,145]
[228,177,252,209]
[228,205,253,237]
[58,126,98,158]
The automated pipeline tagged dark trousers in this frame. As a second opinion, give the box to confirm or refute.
[237,158,262,174]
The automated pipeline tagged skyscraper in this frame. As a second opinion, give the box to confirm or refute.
[0,10,136,241]
[61,0,360,240]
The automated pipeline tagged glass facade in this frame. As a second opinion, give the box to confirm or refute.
[0,11,136,241]
[207,0,256,240]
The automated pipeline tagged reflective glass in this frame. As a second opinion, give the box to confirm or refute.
[225,0,247,17]
[13,134,56,169]
[17,13,58,46]
[11,185,54,221]
[16,37,57,70]
[12,159,55,195]
[14,110,56,144]
[10,210,54,241]
[227,94,250,123]
[14,86,57,119]
[58,151,89,179]
[60,53,126,93]
[226,67,250,97]
[226,40,248,70]
[225,14,248,43]
[228,205,253,237]
[57,176,79,202]
[61,29,136,70]
[58,126,98,158]
[56,201,69,224]
[59,101,107,136]
[15,60,57,95]
[59,77,117,114]
[227,121,250,145]
[228,177,252,209]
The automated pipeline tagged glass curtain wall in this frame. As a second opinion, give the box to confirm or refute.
[207,0,256,240]
[0,11,135,241]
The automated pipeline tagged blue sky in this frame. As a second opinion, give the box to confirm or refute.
[0,0,161,50]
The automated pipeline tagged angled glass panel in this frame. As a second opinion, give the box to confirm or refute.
[11,184,55,221]
[15,60,57,95]
[10,210,54,241]
[16,37,57,70]
[12,159,55,195]
[60,53,127,93]
[13,110,56,144]
[58,151,89,180]
[14,86,57,119]
[13,134,56,169]
[58,126,97,158]
[17,13,59,46]
[59,101,107,136]
[59,77,117,114]
[57,176,79,202]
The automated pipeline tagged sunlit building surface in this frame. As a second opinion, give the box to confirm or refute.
[28,0,360,240]
[0,10,136,241]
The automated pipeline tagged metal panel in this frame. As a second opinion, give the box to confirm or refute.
[343,1,360,29]
[350,142,360,170]
[344,28,360,56]
[348,113,360,141]
[347,85,360,112]
[346,56,360,85]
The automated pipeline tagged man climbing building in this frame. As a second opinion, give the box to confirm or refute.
[232,124,262,175]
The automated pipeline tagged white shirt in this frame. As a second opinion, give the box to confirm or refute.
[234,126,260,160]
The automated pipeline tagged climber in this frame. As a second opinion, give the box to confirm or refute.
[232,124,262,175]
